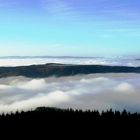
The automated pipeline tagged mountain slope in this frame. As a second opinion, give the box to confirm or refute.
[0,63,140,78]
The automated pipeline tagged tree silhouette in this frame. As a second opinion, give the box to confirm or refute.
[0,107,139,132]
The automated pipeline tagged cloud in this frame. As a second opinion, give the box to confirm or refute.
[41,0,74,17]
[115,83,135,94]
[0,74,139,113]
[19,79,47,90]
[0,56,139,67]
[0,0,19,8]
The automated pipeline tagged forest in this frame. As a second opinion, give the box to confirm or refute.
[0,63,140,78]
[0,107,140,130]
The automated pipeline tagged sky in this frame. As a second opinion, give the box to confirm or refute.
[0,0,140,56]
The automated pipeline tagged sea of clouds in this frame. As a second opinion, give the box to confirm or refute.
[0,73,140,113]
[0,56,140,66]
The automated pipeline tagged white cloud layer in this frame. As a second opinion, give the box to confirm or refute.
[0,73,139,113]
[0,56,140,67]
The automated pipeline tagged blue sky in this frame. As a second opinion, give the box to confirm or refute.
[0,0,140,56]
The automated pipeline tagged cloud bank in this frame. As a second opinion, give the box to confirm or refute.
[0,56,140,67]
[0,74,140,113]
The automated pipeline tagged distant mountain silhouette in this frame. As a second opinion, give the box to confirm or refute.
[0,63,140,78]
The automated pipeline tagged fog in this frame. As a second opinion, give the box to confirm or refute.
[0,73,140,113]
[0,56,140,66]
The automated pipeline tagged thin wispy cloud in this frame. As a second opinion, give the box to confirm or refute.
[0,0,140,56]
[70,0,140,22]
[0,0,18,8]
[41,0,75,17]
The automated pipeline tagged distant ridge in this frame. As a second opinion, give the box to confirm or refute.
[0,63,140,78]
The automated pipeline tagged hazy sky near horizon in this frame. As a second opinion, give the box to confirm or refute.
[0,0,140,56]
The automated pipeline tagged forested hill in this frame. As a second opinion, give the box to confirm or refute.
[0,63,140,78]
[0,107,140,131]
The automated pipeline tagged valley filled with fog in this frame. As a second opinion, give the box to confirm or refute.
[0,56,140,67]
[0,73,140,113]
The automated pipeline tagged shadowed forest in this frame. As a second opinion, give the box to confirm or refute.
[0,107,140,131]
[0,63,140,78]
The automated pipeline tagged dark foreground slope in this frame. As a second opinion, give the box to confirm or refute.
[1,107,140,129]
[0,107,140,137]
[0,63,140,78]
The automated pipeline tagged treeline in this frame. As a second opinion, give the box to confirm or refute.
[0,107,140,133]
[0,107,140,122]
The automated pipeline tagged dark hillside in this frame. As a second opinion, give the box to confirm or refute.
[0,63,140,78]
